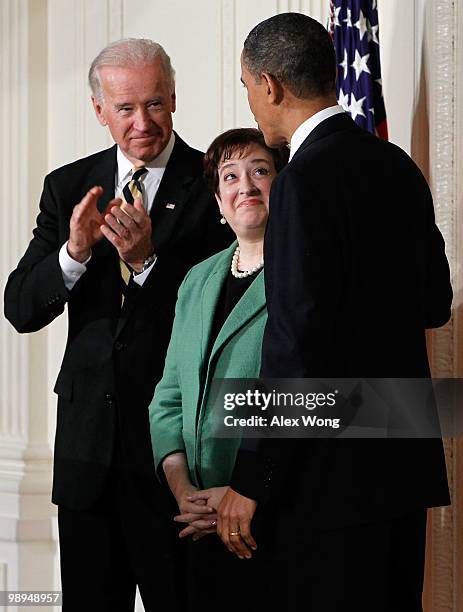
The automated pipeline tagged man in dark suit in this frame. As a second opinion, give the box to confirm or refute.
[4,39,232,611]
[216,13,452,610]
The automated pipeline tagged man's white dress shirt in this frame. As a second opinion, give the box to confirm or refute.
[289,105,345,161]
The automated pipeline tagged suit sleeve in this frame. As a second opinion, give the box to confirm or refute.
[4,175,69,333]
[420,176,452,328]
[261,169,347,378]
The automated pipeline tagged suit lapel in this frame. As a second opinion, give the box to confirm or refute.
[197,243,265,413]
[207,269,266,367]
[92,146,118,257]
[149,134,201,250]
[199,243,237,364]
[93,146,117,213]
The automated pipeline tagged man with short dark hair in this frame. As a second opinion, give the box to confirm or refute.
[4,38,232,612]
[216,13,452,610]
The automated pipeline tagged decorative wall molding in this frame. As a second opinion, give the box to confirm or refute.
[0,445,54,540]
[108,0,123,41]
[429,0,456,296]
[424,0,461,610]
[454,0,463,384]
[454,0,463,603]
[0,0,30,444]
[274,0,328,23]
[0,562,6,608]
[0,4,57,603]
[221,0,236,130]
[277,0,299,12]
[48,0,112,169]
[277,0,328,20]
[0,517,55,544]
[73,0,87,156]
[0,562,6,588]
[0,562,6,612]
[305,0,329,23]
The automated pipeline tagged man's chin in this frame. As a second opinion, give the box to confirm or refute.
[257,127,283,149]
[125,143,166,164]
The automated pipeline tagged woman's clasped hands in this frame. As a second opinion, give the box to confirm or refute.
[174,486,230,542]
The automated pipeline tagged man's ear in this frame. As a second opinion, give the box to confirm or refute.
[170,90,177,113]
[92,96,107,126]
[262,72,284,105]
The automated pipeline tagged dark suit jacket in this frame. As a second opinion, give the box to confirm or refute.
[231,113,452,527]
[4,133,233,511]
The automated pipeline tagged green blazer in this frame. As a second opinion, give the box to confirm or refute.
[149,242,266,488]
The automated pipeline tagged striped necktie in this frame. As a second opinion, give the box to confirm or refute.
[121,166,148,209]
[120,166,148,299]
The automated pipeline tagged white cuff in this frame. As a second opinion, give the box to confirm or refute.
[132,255,157,286]
[59,242,91,290]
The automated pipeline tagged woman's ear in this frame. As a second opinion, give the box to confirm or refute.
[215,193,227,225]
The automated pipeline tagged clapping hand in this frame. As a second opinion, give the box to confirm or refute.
[100,197,154,272]
[68,186,111,262]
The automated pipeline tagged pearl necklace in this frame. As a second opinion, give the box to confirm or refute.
[230,246,264,278]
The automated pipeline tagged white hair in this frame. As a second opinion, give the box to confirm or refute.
[88,38,176,102]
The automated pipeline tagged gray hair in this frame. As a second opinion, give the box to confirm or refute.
[243,13,336,99]
[89,38,176,102]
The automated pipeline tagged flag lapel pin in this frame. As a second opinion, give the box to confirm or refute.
[165,202,176,210]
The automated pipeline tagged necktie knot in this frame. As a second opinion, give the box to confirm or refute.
[122,167,147,205]
[132,166,147,182]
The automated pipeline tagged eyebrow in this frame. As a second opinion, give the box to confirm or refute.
[240,77,246,87]
[113,98,161,110]
[219,158,271,173]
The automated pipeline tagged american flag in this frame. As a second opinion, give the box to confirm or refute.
[329,0,388,140]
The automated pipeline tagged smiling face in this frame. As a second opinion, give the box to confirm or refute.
[92,58,176,165]
[216,143,276,240]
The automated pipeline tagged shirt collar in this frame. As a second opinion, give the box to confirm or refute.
[116,132,176,184]
[289,105,345,161]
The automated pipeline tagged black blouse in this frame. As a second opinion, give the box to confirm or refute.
[208,268,263,355]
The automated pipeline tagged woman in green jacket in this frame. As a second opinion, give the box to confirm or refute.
[149,128,287,609]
